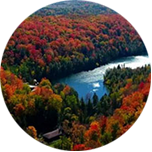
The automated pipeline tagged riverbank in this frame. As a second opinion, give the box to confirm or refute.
[2,11,148,83]
[58,55,150,100]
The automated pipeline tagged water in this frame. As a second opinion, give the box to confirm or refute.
[59,56,150,101]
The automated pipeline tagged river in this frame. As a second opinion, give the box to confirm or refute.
[58,55,150,101]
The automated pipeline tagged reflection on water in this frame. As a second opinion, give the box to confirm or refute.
[59,56,150,101]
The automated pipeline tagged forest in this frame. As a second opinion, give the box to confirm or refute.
[35,1,116,16]
[1,1,147,83]
[1,65,150,150]
[0,1,150,151]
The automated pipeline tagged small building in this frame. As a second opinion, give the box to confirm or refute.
[43,128,63,142]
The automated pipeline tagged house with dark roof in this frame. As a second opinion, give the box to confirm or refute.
[43,128,63,142]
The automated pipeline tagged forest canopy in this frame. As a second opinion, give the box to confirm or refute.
[0,1,150,151]
[1,65,151,150]
[1,1,147,84]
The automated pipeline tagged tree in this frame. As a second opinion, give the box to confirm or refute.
[87,99,93,116]
[93,93,98,107]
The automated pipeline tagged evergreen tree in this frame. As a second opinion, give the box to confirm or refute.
[93,93,98,107]
[87,99,93,116]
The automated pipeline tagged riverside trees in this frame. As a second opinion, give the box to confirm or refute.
[1,65,150,150]
[2,4,147,83]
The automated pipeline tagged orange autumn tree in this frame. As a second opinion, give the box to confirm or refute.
[0,67,23,100]
[26,126,37,139]
[63,85,71,95]
[72,144,91,151]
[84,121,101,149]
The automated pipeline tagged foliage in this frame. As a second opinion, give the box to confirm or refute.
[26,126,37,139]
[73,65,150,149]
[51,136,73,150]
[1,65,150,150]
[1,68,64,133]
[0,67,23,100]
[35,1,116,16]
[2,2,147,83]
[102,65,151,114]
[72,144,91,151]
[0,1,150,150]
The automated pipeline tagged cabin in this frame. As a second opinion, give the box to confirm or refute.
[43,128,63,142]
